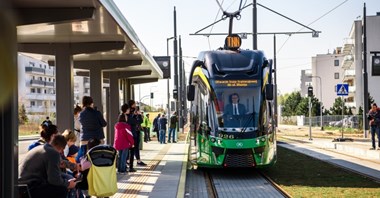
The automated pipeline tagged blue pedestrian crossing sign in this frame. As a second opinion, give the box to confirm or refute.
[337,84,349,96]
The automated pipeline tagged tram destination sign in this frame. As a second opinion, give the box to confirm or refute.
[215,79,258,87]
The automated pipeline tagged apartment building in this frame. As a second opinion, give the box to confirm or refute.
[18,54,56,122]
[341,13,380,112]
[18,54,105,123]
[311,49,345,111]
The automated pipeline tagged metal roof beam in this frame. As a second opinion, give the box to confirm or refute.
[16,7,95,25]
[103,70,152,78]
[73,60,142,70]
[18,41,125,55]
[129,78,159,85]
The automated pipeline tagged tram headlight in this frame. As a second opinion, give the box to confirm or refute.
[260,137,266,142]
[210,137,216,143]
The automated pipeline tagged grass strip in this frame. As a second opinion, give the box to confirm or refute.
[262,146,380,197]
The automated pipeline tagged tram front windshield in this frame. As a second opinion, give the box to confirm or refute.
[212,85,261,130]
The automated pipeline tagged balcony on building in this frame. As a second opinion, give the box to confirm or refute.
[44,81,55,87]
[343,69,355,81]
[29,79,45,87]
[348,85,356,97]
[342,55,354,69]
[342,38,354,55]
[25,66,45,74]
[26,93,55,101]
[26,106,56,113]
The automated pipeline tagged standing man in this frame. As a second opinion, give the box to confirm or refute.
[168,112,178,143]
[19,135,76,198]
[153,113,161,142]
[127,100,146,171]
[158,114,168,144]
[368,103,380,150]
[145,113,152,142]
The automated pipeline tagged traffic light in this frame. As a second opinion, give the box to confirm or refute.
[308,86,313,97]
[150,92,154,99]
[173,89,178,99]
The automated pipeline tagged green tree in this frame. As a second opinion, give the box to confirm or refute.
[329,97,350,115]
[281,91,302,117]
[19,104,28,124]
[295,95,321,116]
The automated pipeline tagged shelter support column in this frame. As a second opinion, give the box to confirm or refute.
[0,6,18,197]
[108,72,119,145]
[90,67,103,112]
[55,44,74,130]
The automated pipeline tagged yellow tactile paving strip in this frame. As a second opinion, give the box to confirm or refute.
[112,144,171,198]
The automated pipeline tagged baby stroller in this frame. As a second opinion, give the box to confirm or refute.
[87,145,118,197]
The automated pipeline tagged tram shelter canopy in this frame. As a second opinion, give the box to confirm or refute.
[15,0,163,80]
[13,0,164,136]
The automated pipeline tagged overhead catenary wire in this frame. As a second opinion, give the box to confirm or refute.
[276,0,350,54]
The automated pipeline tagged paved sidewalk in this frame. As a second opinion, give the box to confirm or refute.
[111,132,189,198]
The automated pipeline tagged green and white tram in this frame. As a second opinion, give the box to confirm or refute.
[187,34,277,168]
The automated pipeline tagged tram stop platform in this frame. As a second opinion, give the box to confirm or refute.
[110,124,380,198]
[111,131,189,198]
[278,124,380,181]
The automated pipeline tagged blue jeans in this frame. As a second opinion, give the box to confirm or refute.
[159,129,166,144]
[168,128,176,142]
[370,125,380,149]
[117,148,128,172]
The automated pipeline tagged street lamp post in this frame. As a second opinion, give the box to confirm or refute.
[309,76,323,130]
[167,37,174,117]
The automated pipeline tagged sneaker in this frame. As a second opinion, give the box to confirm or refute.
[173,141,177,143]
[117,171,127,175]
[129,168,137,172]
[137,161,147,166]
[370,148,375,150]
[377,148,380,150]
[168,140,171,143]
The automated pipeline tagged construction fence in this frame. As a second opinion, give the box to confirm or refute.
[280,115,363,129]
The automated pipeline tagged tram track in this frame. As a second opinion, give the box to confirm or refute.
[258,170,292,198]
[204,171,219,198]
[187,168,289,198]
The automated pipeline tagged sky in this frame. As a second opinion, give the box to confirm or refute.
[113,0,380,107]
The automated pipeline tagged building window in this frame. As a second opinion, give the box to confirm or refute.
[31,88,35,93]
[37,88,41,93]
[334,72,339,79]
[31,101,35,106]
[44,89,47,94]
[334,60,339,66]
